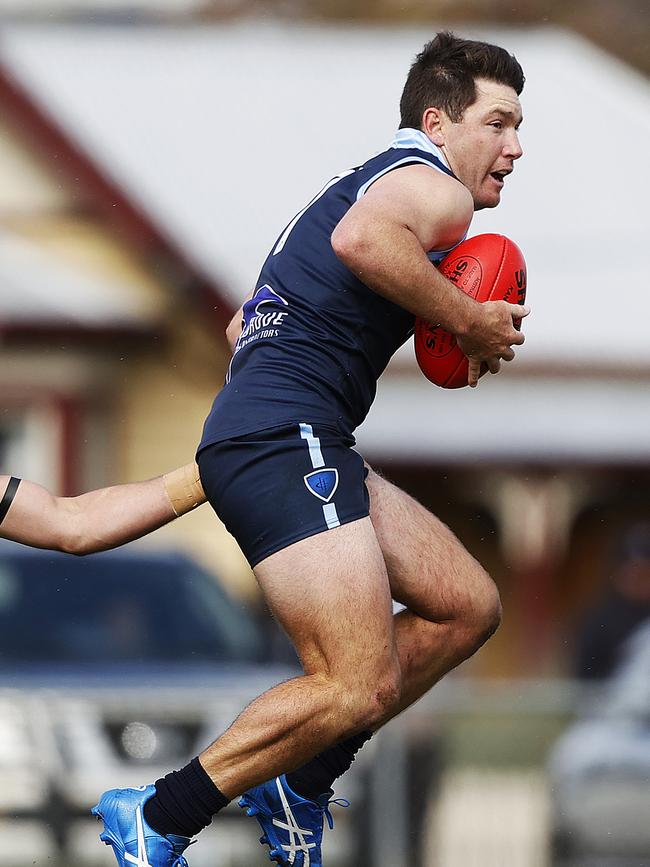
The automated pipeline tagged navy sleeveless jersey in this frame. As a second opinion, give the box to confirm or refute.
[199,129,460,450]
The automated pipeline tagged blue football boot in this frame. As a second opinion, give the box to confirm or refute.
[91,784,192,867]
[239,775,349,866]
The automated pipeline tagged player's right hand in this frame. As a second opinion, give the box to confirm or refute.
[226,289,255,354]
[457,301,529,388]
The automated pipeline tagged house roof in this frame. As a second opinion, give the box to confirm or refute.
[0,30,233,332]
[0,21,647,365]
[0,227,162,335]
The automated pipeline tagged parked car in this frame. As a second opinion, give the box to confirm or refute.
[0,540,300,866]
[549,618,650,866]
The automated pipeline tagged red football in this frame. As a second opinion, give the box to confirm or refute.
[414,234,527,388]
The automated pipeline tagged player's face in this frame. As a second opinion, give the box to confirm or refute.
[434,79,523,210]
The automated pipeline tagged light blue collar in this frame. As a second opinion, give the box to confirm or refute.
[389,128,450,169]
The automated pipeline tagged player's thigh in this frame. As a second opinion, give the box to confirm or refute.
[366,465,498,621]
[254,515,397,685]
[199,423,398,684]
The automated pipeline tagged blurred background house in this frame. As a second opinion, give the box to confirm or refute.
[0,1,648,865]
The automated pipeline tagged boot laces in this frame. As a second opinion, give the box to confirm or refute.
[321,796,350,831]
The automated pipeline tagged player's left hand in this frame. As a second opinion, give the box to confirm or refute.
[461,301,528,387]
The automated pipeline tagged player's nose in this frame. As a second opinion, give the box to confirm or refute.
[505,131,523,160]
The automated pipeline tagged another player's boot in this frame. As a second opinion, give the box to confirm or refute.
[91,785,192,867]
[239,774,349,866]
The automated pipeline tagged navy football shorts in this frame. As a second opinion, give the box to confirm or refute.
[197,422,370,568]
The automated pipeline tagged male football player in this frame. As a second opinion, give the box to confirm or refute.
[4,31,529,867]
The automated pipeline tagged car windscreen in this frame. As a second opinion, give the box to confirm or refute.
[0,551,263,665]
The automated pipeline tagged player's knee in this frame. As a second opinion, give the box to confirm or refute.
[467,572,502,648]
[351,665,402,730]
[373,666,402,718]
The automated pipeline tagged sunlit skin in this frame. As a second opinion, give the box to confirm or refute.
[423,78,524,210]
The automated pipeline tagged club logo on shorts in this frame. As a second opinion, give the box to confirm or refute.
[303,468,339,503]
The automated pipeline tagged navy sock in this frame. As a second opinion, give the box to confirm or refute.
[143,757,229,838]
[285,731,372,801]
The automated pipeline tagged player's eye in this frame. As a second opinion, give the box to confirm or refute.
[489,121,503,129]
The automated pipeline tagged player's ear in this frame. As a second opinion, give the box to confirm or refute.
[422,107,446,146]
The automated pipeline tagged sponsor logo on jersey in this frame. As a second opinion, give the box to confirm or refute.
[227,284,289,382]
[303,468,339,503]
[239,284,289,343]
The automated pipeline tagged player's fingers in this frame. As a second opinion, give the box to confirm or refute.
[510,304,530,319]
[487,357,501,375]
[468,358,481,388]
[510,330,525,346]
[501,347,515,362]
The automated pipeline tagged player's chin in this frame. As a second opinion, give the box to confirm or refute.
[474,190,502,211]
[474,177,504,210]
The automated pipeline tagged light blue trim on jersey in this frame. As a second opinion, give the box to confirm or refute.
[356,155,447,201]
[389,128,451,168]
[356,129,453,201]
[299,423,325,469]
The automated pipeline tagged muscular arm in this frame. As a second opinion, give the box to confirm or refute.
[0,463,206,556]
[331,165,527,385]
[333,165,478,331]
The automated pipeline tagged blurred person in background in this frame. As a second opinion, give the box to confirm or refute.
[574,522,650,681]
[2,31,528,867]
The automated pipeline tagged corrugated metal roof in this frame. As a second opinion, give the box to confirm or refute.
[1,21,648,365]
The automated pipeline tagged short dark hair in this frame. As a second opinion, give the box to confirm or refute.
[399,31,525,128]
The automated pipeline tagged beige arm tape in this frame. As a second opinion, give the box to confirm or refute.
[163,462,206,517]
